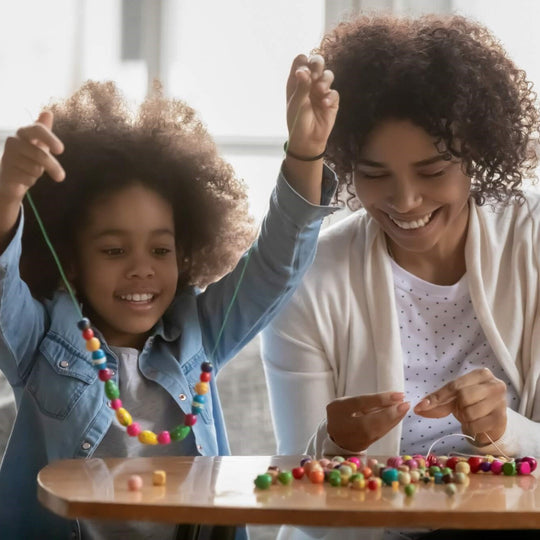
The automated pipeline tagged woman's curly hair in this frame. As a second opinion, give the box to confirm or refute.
[317,14,539,208]
[21,81,255,300]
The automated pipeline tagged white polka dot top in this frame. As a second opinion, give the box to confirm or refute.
[390,258,520,456]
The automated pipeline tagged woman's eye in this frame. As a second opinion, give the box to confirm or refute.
[359,171,389,179]
[419,169,446,178]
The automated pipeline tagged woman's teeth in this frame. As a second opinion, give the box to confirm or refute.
[390,212,433,230]
[120,293,154,302]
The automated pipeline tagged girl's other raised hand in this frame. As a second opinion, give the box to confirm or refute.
[0,111,65,203]
[326,392,410,452]
[286,54,339,159]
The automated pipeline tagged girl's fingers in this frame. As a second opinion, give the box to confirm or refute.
[11,138,65,182]
[16,123,64,156]
[286,54,309,102]
[307,54,325,81]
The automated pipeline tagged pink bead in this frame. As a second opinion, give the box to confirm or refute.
[517,461,531,475]
[348,456,361,467]
[521,457,537,473]
[490,460,503,475]
[184,414,197,426]
[405,459,418,470]
[110,398,122,410]
[127,474,143,491]
[127,422,141,437]
[157,431,171,445]
[387,456,403,468]
[99,368,113,382]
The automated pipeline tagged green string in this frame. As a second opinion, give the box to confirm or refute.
[25,191,83,319]
[26,189,255,363]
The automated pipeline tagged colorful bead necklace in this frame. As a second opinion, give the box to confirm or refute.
[27,190,248,446]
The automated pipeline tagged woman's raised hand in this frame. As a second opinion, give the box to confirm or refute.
[327,392,410,452]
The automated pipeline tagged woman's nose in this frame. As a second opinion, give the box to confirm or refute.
[387,176,422,213]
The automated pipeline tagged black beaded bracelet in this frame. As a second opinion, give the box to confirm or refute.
[283,141,326,162]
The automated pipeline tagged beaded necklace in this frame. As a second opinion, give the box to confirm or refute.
[27,190,248,446]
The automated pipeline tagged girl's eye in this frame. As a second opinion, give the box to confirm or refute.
[102,248,124,256]
[153,248,172,256]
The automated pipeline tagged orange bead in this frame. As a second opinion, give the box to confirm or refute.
[309,469,325,484]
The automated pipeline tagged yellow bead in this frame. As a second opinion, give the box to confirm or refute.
[85,337,101,351]
[152,470,167,486]
[138,430,158,445]
[194,382,209,395]
[116,407,132,427]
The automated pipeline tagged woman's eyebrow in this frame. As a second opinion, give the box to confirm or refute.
[357,154,451,168]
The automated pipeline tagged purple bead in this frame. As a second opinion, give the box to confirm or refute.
[201,361,213,373]
[77,318,90,330]
[480,461,492,472]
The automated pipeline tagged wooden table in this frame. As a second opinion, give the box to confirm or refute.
[38,455,540,529]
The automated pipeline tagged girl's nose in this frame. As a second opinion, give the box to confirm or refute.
[126,256,155,279]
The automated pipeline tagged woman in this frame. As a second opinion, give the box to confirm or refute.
[262,13,540,540]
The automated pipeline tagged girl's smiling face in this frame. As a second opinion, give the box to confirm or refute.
[353,119,471,271]
[74,183,179,349]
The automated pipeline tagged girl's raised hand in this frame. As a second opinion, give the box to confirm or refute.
[286,54,339,158]
[326,392,410,452]
[414,367,508,446]
[0,111,65,202]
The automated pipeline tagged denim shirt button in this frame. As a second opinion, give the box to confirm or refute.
[197,445,203,451]
[59,360,69,368]
[81,441,91,451]
[179,394,187,401]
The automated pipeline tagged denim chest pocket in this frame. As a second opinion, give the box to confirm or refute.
[27,333,98,419]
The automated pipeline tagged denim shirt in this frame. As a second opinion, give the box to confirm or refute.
[0,167,337,539]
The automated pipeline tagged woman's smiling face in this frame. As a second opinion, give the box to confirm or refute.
[353,119,471,264]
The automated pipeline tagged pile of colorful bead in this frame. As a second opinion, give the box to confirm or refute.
[254,453,536,497]
[78,317,212,445]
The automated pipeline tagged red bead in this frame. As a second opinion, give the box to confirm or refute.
[468,456,483,473]
[200,372,211,382]
[157,431,171,445]
[110,398,122,410]
[445,457,460,470]
[127,422,141,437]
[184,414,197,426]
[82,328,94,340]
[426,454,439,467]
[292,467,305,480]
[98,368,113,382]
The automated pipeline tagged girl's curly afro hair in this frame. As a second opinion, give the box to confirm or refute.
[317,14,539,208]
[21,81,255,300]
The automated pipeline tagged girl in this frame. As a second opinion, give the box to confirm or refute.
[0,57,339,538]
[262,14,540,540]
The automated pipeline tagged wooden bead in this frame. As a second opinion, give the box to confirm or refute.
[127,475,143,491]
[85,337,101,352]
[153,470,167,486]
[116,407,132,426]
[138,430,158,445]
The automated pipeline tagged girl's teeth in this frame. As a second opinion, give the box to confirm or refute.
[121,293,153,302]
[391,212,432,230]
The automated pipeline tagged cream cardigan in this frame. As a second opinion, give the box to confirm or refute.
[262,192,540,460]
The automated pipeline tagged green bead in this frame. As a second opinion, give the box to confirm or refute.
[502,462,517,476]
[254,473,272,489]
[277,471,293,486]
[170,425,191,441]
[104,380,120,400]
[404,484,416,496]
[329,472,342,487]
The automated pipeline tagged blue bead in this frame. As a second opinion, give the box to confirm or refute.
[192,404,204,414]
[77,318,91,330]
[193,394,205,404]
[92,349,106,359]
[92,358,107,368]
[201,361,213,373]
